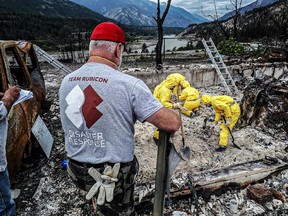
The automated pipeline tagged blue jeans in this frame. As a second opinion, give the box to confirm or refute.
[0,168,15,216]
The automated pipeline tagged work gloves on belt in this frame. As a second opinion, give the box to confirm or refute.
[86,163,120,205]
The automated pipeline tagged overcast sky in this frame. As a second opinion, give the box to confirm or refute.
[150,0,256,17]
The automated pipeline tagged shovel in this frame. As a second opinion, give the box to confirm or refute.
[176,86,191,161]
[166,109,191,200]
[166,140,190,200]
[178,109,191,160]
[223,116,242,150]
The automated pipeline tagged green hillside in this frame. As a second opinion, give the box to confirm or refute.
[0,12,106,50]
[0,0,184,51]
[0,0,105,19]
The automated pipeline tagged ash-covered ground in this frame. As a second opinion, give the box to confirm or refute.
[11,60,288,216]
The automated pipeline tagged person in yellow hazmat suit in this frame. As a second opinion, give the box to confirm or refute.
[153,78,182,141]
[153,78,168,100]
[153,73,189,109]
[166,73,200,118]
[153,80,176,108]
[179,84,201,117]
[153,75,187,142]
[201,95,241,152]
[166,73,190,96]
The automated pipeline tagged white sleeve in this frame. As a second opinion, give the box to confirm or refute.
[0,101,8,120]
[131,80,163,123]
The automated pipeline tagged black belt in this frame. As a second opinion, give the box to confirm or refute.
[68,158,134,169]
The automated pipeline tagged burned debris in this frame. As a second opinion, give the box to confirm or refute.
[133,63,288,215]
[0,40,49,177]
[2,40,287,216]
[263,45,288,63]
[240,70,288,139]
[135,155,288,215]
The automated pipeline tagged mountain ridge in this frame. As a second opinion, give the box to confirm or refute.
[177,0,287,44]
[220,0,280,20]
[0,0,108,20]
[69,0,209,28]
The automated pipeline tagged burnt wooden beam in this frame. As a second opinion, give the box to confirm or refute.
[136,157,288,205]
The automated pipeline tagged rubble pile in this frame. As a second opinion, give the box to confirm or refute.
[240,71,288,139]
[11,61,288,216]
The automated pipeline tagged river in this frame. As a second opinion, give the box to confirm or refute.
[133,34,190,53]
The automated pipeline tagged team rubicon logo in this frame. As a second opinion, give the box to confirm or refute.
[65,84,103,129]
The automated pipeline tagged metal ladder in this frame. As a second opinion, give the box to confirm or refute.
[34,45,72,74]
[202,38,239,97]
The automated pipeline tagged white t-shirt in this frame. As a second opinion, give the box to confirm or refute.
[0,102,8,172]
[59,62,162,164]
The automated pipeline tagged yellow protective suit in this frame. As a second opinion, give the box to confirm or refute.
[179,87,200,117]
[153,73,190,141]
[166,73,190,95]
[201,95,241,147]
[153,84,162,101]
[153,80,176,108]
[153,79,168,99]
[180,80,190,88]
[153,79,178,140]
[166,73,186,84]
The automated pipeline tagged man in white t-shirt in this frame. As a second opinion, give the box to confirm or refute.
[59,22,181,215]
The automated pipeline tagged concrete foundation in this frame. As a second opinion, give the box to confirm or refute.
[125,62,288,90]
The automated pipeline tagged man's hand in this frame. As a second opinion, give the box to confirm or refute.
[146,107,181,136]
[214,121,218,125]
[1,86,21,111]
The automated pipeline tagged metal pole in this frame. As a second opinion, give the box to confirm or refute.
[153,130,171,216]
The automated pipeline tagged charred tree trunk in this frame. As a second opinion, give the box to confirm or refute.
[202,0,244,40]
[154,0,171,70]
[155,24,163,70]
[216,19,230,39]
[233,11,238,40]
[231,0,242,40]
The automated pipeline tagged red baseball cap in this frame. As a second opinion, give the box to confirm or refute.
[90,22,126,45]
